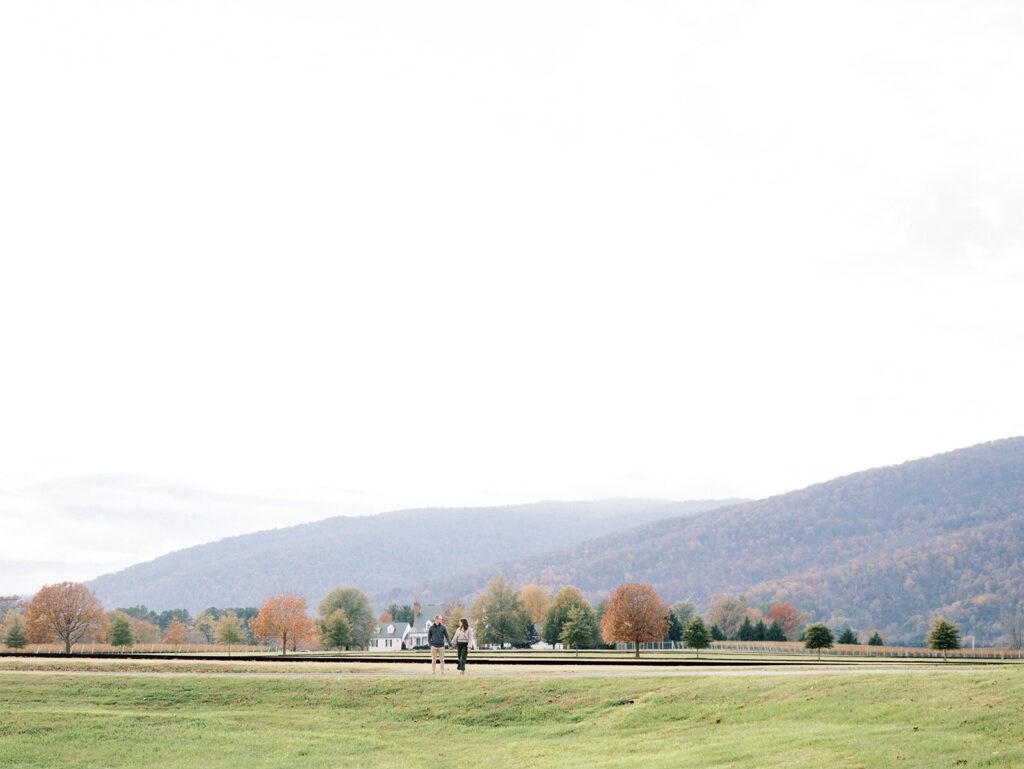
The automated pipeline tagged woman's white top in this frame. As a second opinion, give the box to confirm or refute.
[453,627,475,647]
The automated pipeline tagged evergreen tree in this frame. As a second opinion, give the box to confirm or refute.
[387,604,415,624]
[836,627,858,645]
[927,618,961,660]
[664,611,684,643]
[753,619,767,641]
[710,624,726,641]
[682,616,712,658]
[110,616,134,647]
[559,606,595,655]
[737,616,755,641]
[803,623,834,660]
[867,632,884,646]
[766,621,786,642]
[521,620,540,648]
[4,617,28,649]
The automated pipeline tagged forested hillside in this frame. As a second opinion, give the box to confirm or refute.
[413,438,1024,644]
[86,498,736,613]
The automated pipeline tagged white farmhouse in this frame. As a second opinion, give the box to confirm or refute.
[369,622,411,651]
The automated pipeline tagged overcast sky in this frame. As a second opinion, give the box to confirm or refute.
[2,0,1022,597]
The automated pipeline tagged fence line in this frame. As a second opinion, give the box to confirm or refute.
[6,643,266,655]
[626,640,1024,659]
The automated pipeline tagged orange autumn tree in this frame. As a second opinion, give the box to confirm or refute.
[163,619,188,645]
[26,582,104,653]
[517,584,552,625]
[250,593,316,655]
[600,582,670,658]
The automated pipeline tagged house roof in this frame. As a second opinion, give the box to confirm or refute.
[376,622,410,639]
[411,604,448,631]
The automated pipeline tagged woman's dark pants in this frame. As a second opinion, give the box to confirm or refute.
[457,642,468,671]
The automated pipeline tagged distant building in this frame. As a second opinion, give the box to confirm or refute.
[406,603,448,648]
[370,602,450,650]
[369,622,411,651]
[530,623,561,650]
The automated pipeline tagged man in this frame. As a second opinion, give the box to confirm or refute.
[428,614,452,675]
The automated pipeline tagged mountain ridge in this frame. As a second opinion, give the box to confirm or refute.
[409,437,1024,643]
[86,497,740,612]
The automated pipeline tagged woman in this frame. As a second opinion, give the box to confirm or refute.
[452,617,475,675]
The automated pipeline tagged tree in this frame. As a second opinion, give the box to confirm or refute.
[770,603,803,638]
[803,623,834,660]
[766,621,786,642]
[868,632,884,646]
[559,605,595,656]
[836,627,858,645]
[0,596,20,614]
[215,611,245,655]
[705,595,749,640]
[386,604,414,624]
[163,619,188,645]
[26,582,105,653]
[471,574,531,648]
[118,605,159,625]
[927,617,961,660]
[156,609,191,631]
[250,594,316,655]
[682,616,712,658]
[110,616,134,647]
[193,611,217,643]
[321,608,352,650]
[710,624,726,641]
[754,619,767,641]
[600,583,671,658]
[318,587,374,650]
[664,610,684,643]
[542,586,597,647]
[518,585,553,625]
[3,614,28,649]
[523,620,540,649]
[737,616,755,641]
[671,601,696,629]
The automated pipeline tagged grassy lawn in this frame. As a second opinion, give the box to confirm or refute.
[1,663,1022,768]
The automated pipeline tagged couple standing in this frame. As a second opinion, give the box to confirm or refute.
[428,614,475,675]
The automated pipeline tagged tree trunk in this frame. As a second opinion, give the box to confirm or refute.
[634,638,640,658]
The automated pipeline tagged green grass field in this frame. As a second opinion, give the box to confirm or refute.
[2,660,1023,768]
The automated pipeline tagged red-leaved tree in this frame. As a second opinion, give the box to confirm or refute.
[770,603,803,638]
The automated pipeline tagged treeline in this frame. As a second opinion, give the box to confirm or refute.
[413,438,1024,645]
[0,582,379,655]
[0,585,265,652]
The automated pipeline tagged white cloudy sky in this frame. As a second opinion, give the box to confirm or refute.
[1,0,1022,596]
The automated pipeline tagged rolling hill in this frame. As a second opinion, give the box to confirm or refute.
[412,437,1024,644]
[86,498,738,613]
